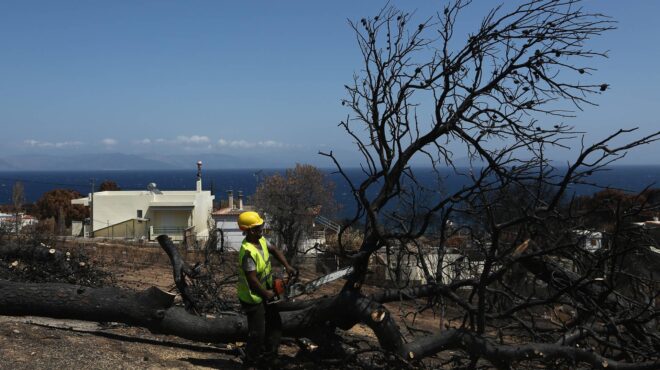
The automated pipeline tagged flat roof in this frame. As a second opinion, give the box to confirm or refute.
[212,205,255,216]
[149,201,195,207]
[94,190,205,196]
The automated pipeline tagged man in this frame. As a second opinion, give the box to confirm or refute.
[237,211,297,369]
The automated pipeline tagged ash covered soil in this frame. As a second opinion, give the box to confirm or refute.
[0,316,245,370]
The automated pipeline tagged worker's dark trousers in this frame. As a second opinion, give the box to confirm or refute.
[241,300,282,367]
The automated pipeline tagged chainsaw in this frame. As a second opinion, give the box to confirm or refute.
[267,266,354,304]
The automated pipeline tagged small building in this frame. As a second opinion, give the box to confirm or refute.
[631,217,660,234]
[573,230,603,252]
[384,248,440,285]
[71,162,214,243]
[364,234,495,287]
[440,247,487,285]
[0,213,38,232]
[366,242,440,286]
[212,191,331,254]
[212,190,251,251]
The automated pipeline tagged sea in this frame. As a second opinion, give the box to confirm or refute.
[1,166,659,219]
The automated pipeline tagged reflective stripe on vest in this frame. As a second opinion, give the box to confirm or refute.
[237,237,272,304]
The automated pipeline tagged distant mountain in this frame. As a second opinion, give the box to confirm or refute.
[82,153,177,170]
[0,151,317,171]
[143,151,330,169]
[0,148,352,171]
[0,153,176,171]
[143,153,253,169]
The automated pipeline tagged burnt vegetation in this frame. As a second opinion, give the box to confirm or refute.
[0,218,113,287]
[1,0,660,368]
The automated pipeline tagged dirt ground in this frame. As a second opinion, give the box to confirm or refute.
[1,242,438,370]
[0,248,245,370]
[0,316,245,370]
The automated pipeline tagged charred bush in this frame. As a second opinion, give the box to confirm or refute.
[0,241,115,287]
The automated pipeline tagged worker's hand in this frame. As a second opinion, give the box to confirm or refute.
[286,266,298,279]
[264,290,276,301]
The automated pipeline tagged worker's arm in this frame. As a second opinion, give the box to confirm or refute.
[245,270,274,301]
[267,244,298,277]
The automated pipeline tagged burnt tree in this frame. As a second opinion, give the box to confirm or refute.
[0,1,659,369]
[319,0,660,367]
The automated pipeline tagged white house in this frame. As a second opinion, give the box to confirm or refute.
[71,163,214,243]
[573,230,603,253]
[0,213,38,232]
[212,190,250,251]
[382,249,440,285]
[440,248,486,285]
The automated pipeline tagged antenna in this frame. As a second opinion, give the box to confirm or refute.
[254,169,263,183]
[147,183,162,194]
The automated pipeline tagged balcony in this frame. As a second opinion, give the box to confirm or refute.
[152,226,187,240]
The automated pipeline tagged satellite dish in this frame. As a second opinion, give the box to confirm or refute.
[147,183,162,194]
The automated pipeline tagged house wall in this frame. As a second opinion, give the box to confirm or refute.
[215,217,244,251]
[148,210,190,239]
[441,253,485,285]
[399,253,438,284]
[298,231,326,255]
[91,191,151,232]
[72,221,83,237]
[94,218,149,239]
[574,230,603,252]
[372,250,439,285]
[75,189,214,242]
[192,192,214,239]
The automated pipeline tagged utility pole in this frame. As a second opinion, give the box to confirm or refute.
[90,178,95,238]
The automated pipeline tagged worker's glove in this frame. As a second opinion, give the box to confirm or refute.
[264,289,276,301]
[265,289,281,305]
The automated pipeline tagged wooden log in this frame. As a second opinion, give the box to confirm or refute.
[0,279,174,326]
[0,278,341,343]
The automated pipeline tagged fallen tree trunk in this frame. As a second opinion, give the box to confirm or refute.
[2,278,659,369]
[0,279,176,328]
[0,278,328,342]
[404,328,660,370]
[0,278,351,344]
[0,279,260,344]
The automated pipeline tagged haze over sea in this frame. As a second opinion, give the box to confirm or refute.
[1,166,659,219]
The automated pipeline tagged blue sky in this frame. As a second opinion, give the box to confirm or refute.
[0,0,658,165]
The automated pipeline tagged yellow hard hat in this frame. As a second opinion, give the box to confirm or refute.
[238,211,264,231]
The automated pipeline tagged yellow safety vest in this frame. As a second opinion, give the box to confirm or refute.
[237,237,272,304]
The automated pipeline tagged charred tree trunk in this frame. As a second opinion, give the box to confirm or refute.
[0,279,249,342]
[156,235,200,313]
[0,279,175,327]
[0,279,388,346]
[2,278,658,369]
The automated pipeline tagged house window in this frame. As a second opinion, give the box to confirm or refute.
[137,210,143,218]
